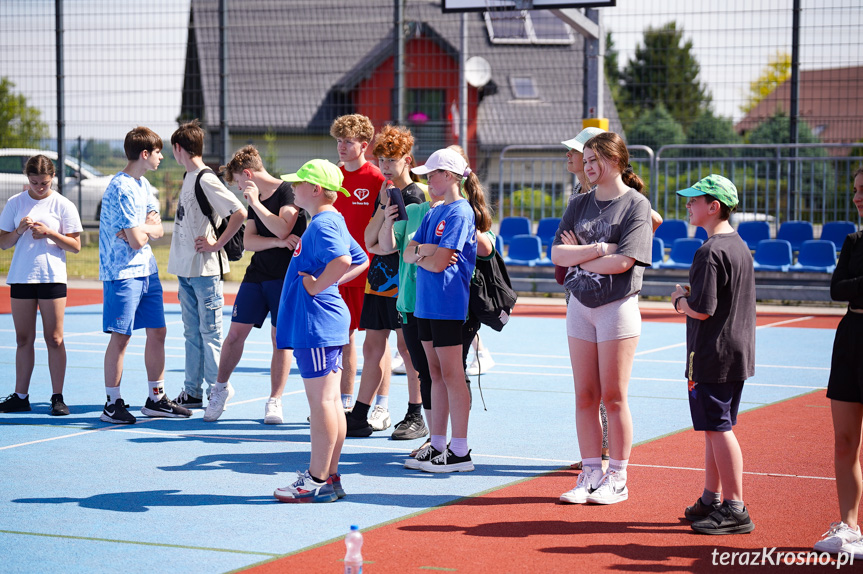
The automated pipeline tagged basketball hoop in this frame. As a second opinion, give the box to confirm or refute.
[485,0,531,21]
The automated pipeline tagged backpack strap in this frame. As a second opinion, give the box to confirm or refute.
[191,167,225,280]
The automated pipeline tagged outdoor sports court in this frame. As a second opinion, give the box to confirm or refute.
[0,288,853,572]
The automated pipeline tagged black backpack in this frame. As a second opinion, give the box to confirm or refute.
[193,168,245,265]
[469,249,518,332]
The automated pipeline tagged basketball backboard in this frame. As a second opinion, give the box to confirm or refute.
[442,0,615,12]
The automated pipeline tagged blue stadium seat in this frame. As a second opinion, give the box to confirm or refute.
[504,234,542,266]
[736,221,771,251]
[820,221,857,252]
[495,234,504,257]
[776,220,814,252]
[655,219,688,247]
[536,217,561,246]
[652,236,665,267]
[694,226,708,241]
[499,216,531,246]
[753,239,793,271]
[661,238,703,269]
[537,241,555,266]
[791,240,837,273]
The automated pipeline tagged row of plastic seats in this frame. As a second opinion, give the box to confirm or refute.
[654,237,837,273]
[499,216,561,247]
[656,219,856,252]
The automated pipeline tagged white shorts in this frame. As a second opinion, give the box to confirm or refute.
[566,293,641,343]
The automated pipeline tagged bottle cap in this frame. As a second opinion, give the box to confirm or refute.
[350,525,359,531]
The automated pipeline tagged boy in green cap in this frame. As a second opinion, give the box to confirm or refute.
[273,159,369,503]
[670,174,756,534]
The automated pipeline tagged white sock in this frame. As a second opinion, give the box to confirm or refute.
[582,457,602,472]
[16,392,28,400]
[106,387,121,403]
[431,434,447,453]
[610,458,628,474]
[450,437,469,457]
[342,394,353,409]
[374,395,389,410]
[148,380,165,401]
[214,381,228,391]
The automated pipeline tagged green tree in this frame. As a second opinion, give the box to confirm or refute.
[83,139,113,166]
[626,104,686,153]
[740,52,791,115]
[685,109,743,157]
[0,77,48,148]
[619,22,710,134]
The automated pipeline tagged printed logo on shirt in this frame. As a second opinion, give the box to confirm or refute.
[435,220,446,237]
[354,188,370,202]
[293,238,302,258]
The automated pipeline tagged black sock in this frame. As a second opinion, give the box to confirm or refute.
[310,474,328,484]
[352,401,370,419]
[407,402,422,416]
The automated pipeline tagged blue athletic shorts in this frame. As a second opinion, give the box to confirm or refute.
[294,346,343,379]
[102,273,166,335]
[232,278,285,328]
[688,380,744,432]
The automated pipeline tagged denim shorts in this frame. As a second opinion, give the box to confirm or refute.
[232,278,285,328]
[102,273,166,335]
[294,346,343,379]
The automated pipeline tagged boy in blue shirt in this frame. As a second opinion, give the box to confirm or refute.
[273,159,369,503]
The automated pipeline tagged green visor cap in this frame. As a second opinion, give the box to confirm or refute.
[676,174,739,208]
[280,159,349,197]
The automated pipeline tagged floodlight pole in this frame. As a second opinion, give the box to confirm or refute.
[789,0,801,219]
[219,0,229,165]
[550,7,603,119]
[55,0,65,195]
[395,0,406,125]
[459,13,468,152]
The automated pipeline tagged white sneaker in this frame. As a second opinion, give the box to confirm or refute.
[559,466,603,504]
[368,405,391,431]
[586,469,628,505]
[203,382,235,422]
[391,351,406,375]
[843,537,863,559]
[814,521,862,554]
[466,349,495,376]
[264,397,283,424]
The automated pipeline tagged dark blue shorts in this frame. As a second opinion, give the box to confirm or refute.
[232,278,284,328]
[294,346,343,379]
[688,380,744,432]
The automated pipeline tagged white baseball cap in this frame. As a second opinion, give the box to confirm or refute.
[561,127,606,152]
[411,148,469,178]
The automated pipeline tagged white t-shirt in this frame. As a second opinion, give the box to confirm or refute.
[0,191,83,284]
[167,167,244,278]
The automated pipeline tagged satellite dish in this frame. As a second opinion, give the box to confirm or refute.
[465,56,492,88]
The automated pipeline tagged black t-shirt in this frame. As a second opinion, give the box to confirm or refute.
[365,182,424,297]
[831,230,863,309]
[244,182,307,283]
[685,231,756,384]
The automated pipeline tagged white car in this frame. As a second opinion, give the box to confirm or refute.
[0,148,159,222]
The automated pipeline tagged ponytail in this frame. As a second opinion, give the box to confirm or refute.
[463,172,492,232]
[622,164,644,193]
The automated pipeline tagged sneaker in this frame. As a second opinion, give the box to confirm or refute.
[0,393,31,413]
[329,473,346,499]
[141,396,192,418]
[410,439,432,458]
[345,410,373,437]
[368,405,391,431]
[203,382,235,422]
[175,390,204,409]
[466,349,495,376]
[691,501,755,535]
[391,412,429,441]
[405,443,439,470]
[420,448,475,473]
[843,537,863,559]
[50,393,69,416]
[264,397,283,424]
[391,351,406,375]
[586,469,628,505]
[559,465,604,504]
[273,470,337,503]
[684,498,721,521]
[100,398,136,424]
[814,521,862,554]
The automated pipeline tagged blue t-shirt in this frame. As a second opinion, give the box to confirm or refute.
[414,199,477,321]
[99,172,159,281]
[276,210,367,350]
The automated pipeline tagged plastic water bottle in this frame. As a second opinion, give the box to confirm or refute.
[344,525,363,574]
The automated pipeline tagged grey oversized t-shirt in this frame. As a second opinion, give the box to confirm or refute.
[553,188,653,308]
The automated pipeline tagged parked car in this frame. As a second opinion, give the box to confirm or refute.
[0,148,159,222]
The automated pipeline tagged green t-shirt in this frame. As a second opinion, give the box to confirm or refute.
[393,202,431,314]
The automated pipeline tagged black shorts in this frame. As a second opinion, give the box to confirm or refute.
[359,294,399,331]
[416,317,463,348]
[826,312,863,404]
[10,283,67,300]
[688,380,744,432]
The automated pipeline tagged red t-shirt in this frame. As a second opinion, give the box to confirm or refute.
[336,161,386,288]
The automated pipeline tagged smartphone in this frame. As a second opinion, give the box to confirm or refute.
[387,187,408,221]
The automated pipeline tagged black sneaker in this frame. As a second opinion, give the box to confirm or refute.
[391,412,429,441]
[684,498,721,521]
[0,393,31,413]
[691,501,755,535]
[345,410,373,437]
[141,396,192,418]
[50,393,70,416]
[174,390,204,409]
[419,448,475,473]
[100,398,136,424]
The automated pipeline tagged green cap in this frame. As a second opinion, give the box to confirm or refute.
[280,159,349,197]
[676,174,739,208]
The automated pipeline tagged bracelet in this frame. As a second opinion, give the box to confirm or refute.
[414,244,421,257]
[673,296,686,314]
[16,228,23,236]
